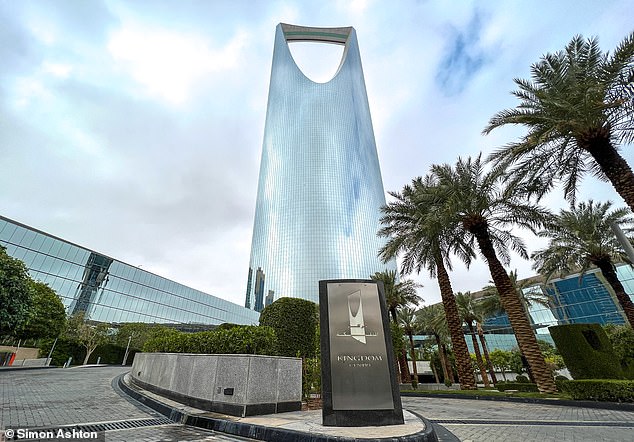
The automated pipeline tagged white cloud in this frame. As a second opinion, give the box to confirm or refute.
[108,25,249,105]
[42,62,73,78]
[2,0,633,310]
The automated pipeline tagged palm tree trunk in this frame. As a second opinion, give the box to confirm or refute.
[442,344,456,384]
[585,135,634,213]
[468,322,490,387]
[408,332,418,381]
[435,255,477,389]
[431,361,440,384]
[435,335,450,383]
[390,307,398,323]
[399,349,411,383]
[477,322,498,384]
[389,312,411,383]
[595,258,634,328]
[442,344,456,383]
[472,227,557,393]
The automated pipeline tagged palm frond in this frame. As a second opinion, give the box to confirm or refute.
[484,33,634,203]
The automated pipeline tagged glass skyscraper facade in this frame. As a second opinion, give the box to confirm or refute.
[470,266,634,351]
[245,24,396,310]
[1,215,260,326]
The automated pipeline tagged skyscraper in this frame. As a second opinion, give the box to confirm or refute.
[245,23,396,310]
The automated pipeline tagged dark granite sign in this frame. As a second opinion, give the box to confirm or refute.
[319,279,404,427]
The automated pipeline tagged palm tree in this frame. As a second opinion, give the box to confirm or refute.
[532,200,634,327]
[379,176,477,389]
[455,292,494,386]
[370,270,422,383]
[398,307,420,381]
[480,270,551,324]
[416,304,452,384]
[484,33,634,210]
[371,270,422,322]
[475,322,497,384]
[430,155,557,393]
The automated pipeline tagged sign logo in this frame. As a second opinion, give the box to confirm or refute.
[336,290,377,344]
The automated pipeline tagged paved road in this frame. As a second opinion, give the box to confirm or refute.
[403,396,634,442]
[2,367,633,441]
[0,366,252,441]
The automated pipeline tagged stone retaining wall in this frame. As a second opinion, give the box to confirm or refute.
[131,353,302,417]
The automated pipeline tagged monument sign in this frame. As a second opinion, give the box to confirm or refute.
[319,279,404,426]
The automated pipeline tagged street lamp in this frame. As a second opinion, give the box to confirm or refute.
[122,335,132,366]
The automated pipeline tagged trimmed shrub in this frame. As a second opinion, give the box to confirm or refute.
[555,378,569,391]
[259,297,318,358]
[39,338,85,366]
[142,325,277,355]
[515,375,530,383]
[603,324,634,380]
[39,338,138,366]
[215,323,241,331]
[549,324,624,379]
[496,382,539,392]
[559,379,634,402]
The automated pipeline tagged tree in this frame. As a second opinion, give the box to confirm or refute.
[113,323,172,351]
[430,155,557,393]
[489,349,513,381]
[397,307,420,382]
[604,324,634,376]
[18,281,66,340]
[0,245,34,336]
[370,269,421,384]
[65,312,111,365]
[455,292,492,386]
[378,176,477,389]
[484,33,634,210]
[370,270,422,322]
[416,304,453,384]
[259,297,318,358]
[537,339,565,374]
[532,200,634,327]
[480,270,551,322]
[509,349,526,376]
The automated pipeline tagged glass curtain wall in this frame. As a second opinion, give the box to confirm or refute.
[246,23,396,310]
[0,215,260,325]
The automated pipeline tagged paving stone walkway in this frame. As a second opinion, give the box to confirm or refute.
[3,367,634,441]
[1,366,253,441]
[403,396,634,442]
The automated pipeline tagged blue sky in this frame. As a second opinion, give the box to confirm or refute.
[1,0,633,307]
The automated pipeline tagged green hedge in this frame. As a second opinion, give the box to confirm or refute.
[496,382,539,392]
[558,379,634,402]
[259,297,318,358]
[142,325,277,355]
[39,338,138,366]
[603,324,634,380]
[549,324,624,379]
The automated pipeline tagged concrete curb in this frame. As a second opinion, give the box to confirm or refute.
[401,392,634,411]
[0,365,57,372]
[117,373,439,441]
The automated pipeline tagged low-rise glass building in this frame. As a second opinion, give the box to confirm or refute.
[471,267,634,351]
[0,215,260,326]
